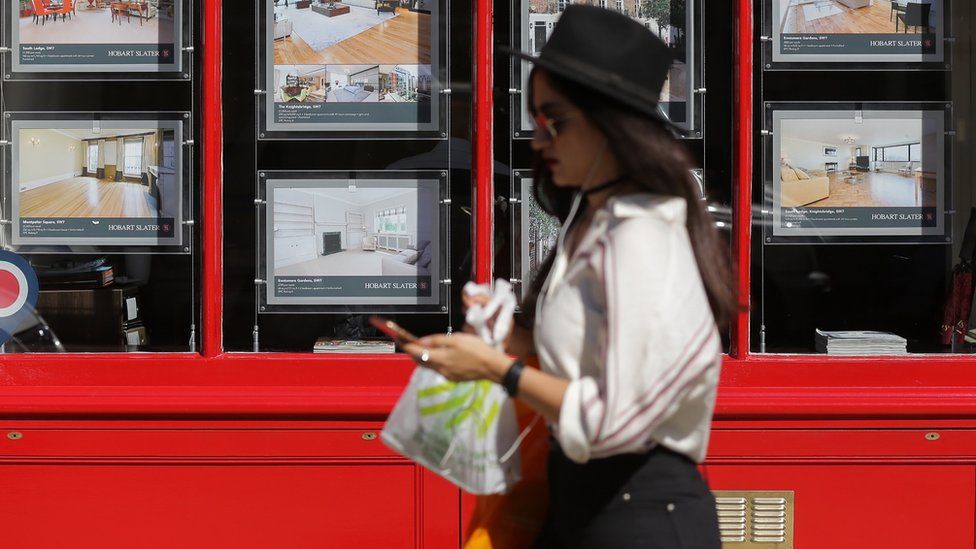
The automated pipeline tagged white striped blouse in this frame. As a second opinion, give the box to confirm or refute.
[534,192,722,464]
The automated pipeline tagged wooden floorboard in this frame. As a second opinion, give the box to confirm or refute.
[274,7,430,65]
[807,171,936,208]
[20,177,155,218]
[783,0,929,34]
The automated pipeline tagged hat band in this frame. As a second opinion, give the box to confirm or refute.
[539,49,662,107]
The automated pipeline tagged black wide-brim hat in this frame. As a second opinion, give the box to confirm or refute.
[503,5,680,133]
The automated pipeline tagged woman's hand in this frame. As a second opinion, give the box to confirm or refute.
[402,333,512,383]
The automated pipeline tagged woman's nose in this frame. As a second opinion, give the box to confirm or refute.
[530,131,548,151]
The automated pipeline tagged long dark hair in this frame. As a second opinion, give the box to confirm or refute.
[520,68,738,329]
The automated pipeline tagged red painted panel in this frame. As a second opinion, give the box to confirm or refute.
[709,429,976,460]
[0,428,398,459]
[0,464,418,549]
[706,465,976,549]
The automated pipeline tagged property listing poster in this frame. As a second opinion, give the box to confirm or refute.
[519,176,559,298]
[10,0,182,73]
[264,0,439,132]
[771,0,944,64]
[10,118,183,247]
[519,0,694,131]
[771,108,946,239]
[265,177,441,306]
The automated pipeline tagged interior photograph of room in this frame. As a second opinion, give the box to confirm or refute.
[17,127,172,219]
[18,0,175,44]
[378,64,431,102]
[272,184,434,278]
[779,116,938,209]
[273,65,329,102]
[272,0,431,66]
[778,0,937,34]
[325,65,379,102]
[526,0,686,103]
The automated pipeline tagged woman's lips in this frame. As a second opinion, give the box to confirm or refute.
[545,158,558,168]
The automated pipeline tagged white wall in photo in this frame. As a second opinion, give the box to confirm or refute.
[17,129,85,191]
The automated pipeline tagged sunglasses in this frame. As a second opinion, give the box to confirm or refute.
[532,112,576,141]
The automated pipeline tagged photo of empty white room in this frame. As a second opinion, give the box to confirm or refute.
[272,182,436,279]
[16,126,178,221]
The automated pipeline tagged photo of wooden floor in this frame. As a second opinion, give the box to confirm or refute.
[805,171,936,208]
[20,177,157,218]
[781,0,913,34]
[274,7,430,65]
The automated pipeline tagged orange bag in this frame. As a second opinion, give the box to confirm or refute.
[463,400,550,549]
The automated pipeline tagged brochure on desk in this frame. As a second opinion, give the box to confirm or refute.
[9,118,183,248]
[8,0,183,73]
[265,177,441,306]
[769,0,945,65]
[517,0,695,133]
[770,107,946,239]
[263,0,440,133]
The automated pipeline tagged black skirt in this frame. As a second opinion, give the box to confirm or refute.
[533,442,721,549]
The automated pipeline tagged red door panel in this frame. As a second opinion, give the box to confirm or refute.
[705,465,975,549]
[0,464,421,549]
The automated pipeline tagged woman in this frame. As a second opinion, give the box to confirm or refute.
[404,6,736,548]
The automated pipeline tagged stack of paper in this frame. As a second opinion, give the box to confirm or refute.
[313,338,396,354]
[815,330,908,355]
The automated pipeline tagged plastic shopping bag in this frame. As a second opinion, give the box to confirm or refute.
[382,367,525,495]
[463,399,550,549]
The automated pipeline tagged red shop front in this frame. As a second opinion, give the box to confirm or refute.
[1,0,974,547]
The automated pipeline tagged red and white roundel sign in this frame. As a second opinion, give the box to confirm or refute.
[0,262,31,317]
[0,252,39,344]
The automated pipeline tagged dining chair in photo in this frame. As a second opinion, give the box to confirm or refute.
[110,1,130,24]
[30,0,59,24]
[896,2,931,33]
[54,0,75,21]
[890,0,907,21]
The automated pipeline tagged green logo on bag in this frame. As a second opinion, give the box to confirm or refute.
[417,380,501,438]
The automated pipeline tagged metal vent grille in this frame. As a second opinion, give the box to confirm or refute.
[713,491,793,548]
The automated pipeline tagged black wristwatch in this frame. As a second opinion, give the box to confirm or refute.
[501,359,525,398]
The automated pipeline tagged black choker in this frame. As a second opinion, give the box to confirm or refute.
[580,175,628,197]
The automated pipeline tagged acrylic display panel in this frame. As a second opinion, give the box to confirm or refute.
[514,0,700,135]
[259,0,444,136]
[259,171,447,312]
[765,103,950,244]
[5,0,187,76]
[515,173,559,299]
[765,0,948,69]
[3,112,190,253]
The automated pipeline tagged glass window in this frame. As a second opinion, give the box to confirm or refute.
[755,0,971,355]
[0,2,200,353]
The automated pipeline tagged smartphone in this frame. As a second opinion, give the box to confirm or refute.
[369,316,418,344]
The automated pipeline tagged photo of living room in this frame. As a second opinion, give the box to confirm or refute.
[273,65,328,103]
[778,0,937,34]
[378,64,431,102]
[16,126,176,220]
[324,65,379,102]
[271,0,431,66]
[271,183,434,278]
[17,0,176,45]
[778,115,938,209]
